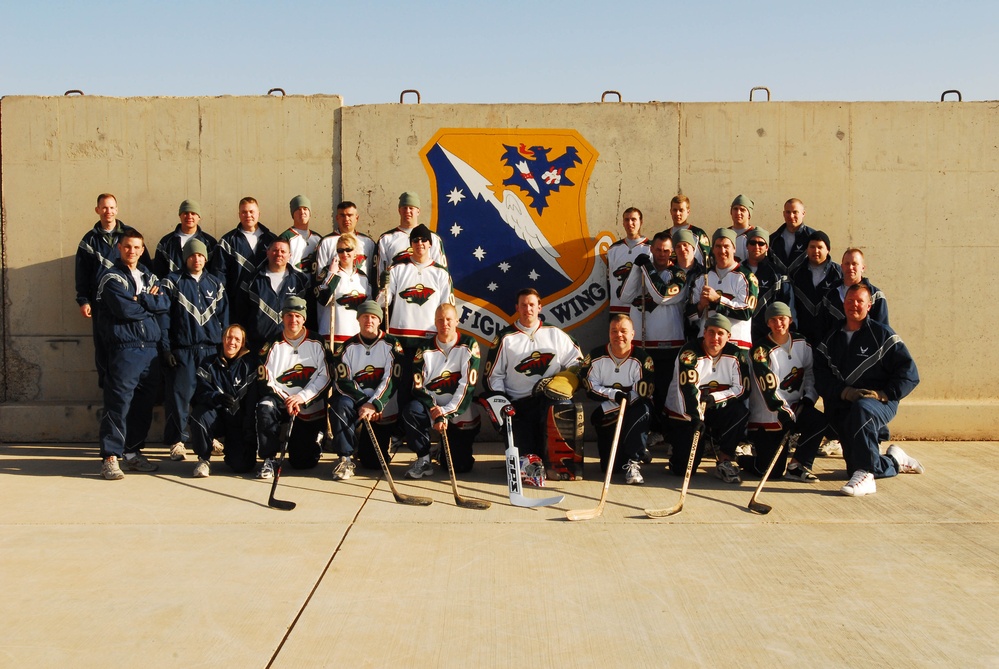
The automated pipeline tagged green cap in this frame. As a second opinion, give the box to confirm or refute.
[289,195,311,213]
[178,199,201,216]
[673,229,697,248]
[713,228,737,245]
[183,238,208,262]
[281,296,307,317]
[356,300,383,320]
[398,192,421,208]
[765,301,792,319]
[704,313,732,333]
[746,227,769,241]
[731,194,754,214]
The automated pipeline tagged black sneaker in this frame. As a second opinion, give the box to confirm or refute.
[784,463,818,483]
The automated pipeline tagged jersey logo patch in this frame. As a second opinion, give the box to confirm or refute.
[780,367,804,392]
[679,350,697,366]
[277,364,317,388]
[612,263,633,280]
[427,370,462,395]
[400,284,436,305]
[354,365,385,389]
[515,351,555,377]
[336,291,367,310]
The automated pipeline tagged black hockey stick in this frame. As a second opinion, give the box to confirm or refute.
[645,403,706,518]
[748,432,799,515]
[268,415,297,511]
[363,417,433,506]
[441,428,490,510]
[566,397,626,521]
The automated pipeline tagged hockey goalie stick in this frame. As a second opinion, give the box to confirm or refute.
[440,428,490,510]
[363,417,433,506]
[748,432,799,515]
[566,397,626,521]
[268,415,297,511]
[501,405,564,508]
[645,402,706,518]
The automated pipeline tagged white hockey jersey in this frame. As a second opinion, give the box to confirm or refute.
[331,333,403,420]
[606,238,650,314]
[260,332,330,421]
[748,334,819,430]
[412,334,482,428]
[381,259,454,343]
[485,322,583,401]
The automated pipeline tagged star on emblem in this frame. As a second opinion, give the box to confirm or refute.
[498,262,510,273]
[473,246,486,261]
[528,269,540,281]
[446,187,465,205]
[450,223,462,237]
[487,282,498,291]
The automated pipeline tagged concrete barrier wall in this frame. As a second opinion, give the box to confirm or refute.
[1,95,995,440]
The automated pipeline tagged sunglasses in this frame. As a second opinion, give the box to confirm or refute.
[747,240,768,247]
[336,247,354,253]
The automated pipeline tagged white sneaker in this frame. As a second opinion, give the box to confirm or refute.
[332,456,356,481]
[256,458,275,479]
[102,455,125,480]
[623,459,644,485]
[714,459,742,484]
[841,470,876,496]
[193,459,210,478]
[819,439,843,457]
[405,454,433,479]
[169,442,187,461]
[735,441,754,457]
[211,439,225,456]
[886,444,924,474]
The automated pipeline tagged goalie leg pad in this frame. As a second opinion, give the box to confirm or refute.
[547,399,584,480]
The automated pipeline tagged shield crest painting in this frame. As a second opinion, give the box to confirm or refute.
[421,129,612,341]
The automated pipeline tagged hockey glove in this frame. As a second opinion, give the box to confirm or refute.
[841,387,864,402]
[633,253,654,270]
[161,349,179,369]
[778,407,795,430]
[533,371,579,400]
[221,394,241,414]
[612,390,628,405]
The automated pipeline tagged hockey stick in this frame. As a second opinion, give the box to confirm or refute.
[363,417,433,506]
[440,428,490,510]
[645,403,706,518]
[501,406,564,508]
[748,432,798,515]
[268,415,297,511]
[566,397,626,521]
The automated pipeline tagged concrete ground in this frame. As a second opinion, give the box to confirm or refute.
[0,439,996,669]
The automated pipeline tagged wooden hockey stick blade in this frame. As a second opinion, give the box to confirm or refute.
[566,398,627,521]
[442,431,490,510]
[365,418,433,506]
[747,432,796,515]
[645,419,703,518]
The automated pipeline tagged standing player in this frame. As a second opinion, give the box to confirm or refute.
[159,239,229,461]
[484,288,585,482]
[664,314,750,483]
[690,228,759,350]
[327,301,404,478]
[241,238,311,352]
[742,228,793,345]
[153,200,217,279]
[315,233,372,344]
[210,197,277,328]
[280,195,322,275]
[75,193,151,389]
[666,194,711,268]
[791,230,842,346]
[740,302,826,482]
[314,201,377,284]
[606,207,650,315]
[95,229,171,480]
[769,198,815,276]
[727,194,757,262]
[375,192,448,284]
[820,248,889,333]
[255,297,330,478]
[582,315,654,484]
[401,303,482,478]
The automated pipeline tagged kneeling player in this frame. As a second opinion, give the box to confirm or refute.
[327,301,403,478]
[664,314,750,483]
[255,297,330,478]
[484,288,585,482]
[583,314,654,484]
[402,303,482,477]
[740,302,826,482]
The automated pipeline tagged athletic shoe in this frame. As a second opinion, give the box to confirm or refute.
[784,463,819,483]
[169,442,187,461]
[102,456,124,480]
[714,459,742,484]
[886,444,924,474]
[646,432,665,449]
[405,455,433,479]
[193,459,210,478]
[819,439,843,457]
[841,470,876,496]
[623,459,644,485]
[211,439,225,456]
[256,458,275,480]
[332,456,356,481]
[735,441,754,457]
[121,452,158,472]
[639,448,653,464]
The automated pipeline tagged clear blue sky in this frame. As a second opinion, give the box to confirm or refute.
[2,0,994,103]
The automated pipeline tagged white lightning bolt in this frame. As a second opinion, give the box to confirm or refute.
[437,145,569,281]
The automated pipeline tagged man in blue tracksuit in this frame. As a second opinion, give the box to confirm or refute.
[160,239,229,461]
[209,196,277,328]
[75,193,151,388]
[153,199,218,279]
[96,229,171,480]
[241,237,311,353]
[814,283,923,497]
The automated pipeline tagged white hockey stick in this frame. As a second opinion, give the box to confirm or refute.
[501,405,564,508]
[566,397,626,521]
